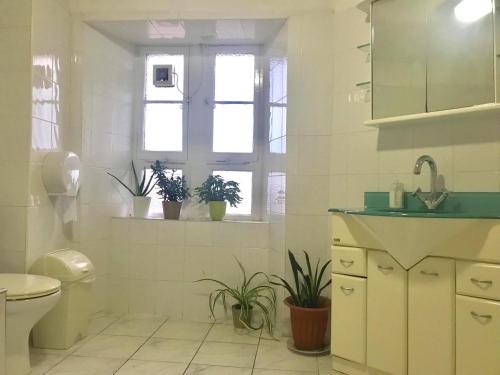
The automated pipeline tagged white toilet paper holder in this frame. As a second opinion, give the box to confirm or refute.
[42,152,81,197]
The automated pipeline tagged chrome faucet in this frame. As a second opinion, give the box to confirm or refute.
[413,155,449,210]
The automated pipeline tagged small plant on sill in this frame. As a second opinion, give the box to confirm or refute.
[151,160,191,220]
[195,175,242,221]
[197,258,276,335]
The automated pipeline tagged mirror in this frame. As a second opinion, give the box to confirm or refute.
[372,0,496,120]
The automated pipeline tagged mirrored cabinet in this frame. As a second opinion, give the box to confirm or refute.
[370,0,498,122]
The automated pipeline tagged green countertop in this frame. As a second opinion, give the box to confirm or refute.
[329,192,500,219]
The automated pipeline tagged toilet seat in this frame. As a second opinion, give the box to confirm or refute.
[0,274,61,301]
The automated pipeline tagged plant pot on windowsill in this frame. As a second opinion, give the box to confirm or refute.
[162,201,183,220]
[133,196,152,218]
[209,201,227,221]
[285,296,330,350]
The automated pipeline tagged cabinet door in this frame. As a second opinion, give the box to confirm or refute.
[427,0,495,111]
[408,257,455,375]
[367,251,408,375]
[456,295,500,375]
[372,0,427,119]
[331,274,366,364]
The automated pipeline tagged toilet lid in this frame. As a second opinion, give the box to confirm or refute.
[0,274,61,301]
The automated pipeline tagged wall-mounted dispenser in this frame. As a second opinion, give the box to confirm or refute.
[42,152,81,197]
[153,64,174,87]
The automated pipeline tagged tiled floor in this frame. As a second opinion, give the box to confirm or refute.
[29,314,336,375]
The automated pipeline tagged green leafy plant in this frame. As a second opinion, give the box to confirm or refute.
[107,161,156,197]
[272,250,332,308]
[197,258,277,334]
[151,160,191,202]
[195,175,242,207]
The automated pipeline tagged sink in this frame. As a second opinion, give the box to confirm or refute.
[329,192,500,268]
[350,214,473,268]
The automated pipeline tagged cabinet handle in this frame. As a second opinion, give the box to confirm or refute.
[377,265,394,271]
[340,286,354,293]
[470,278,493,288]
[470,311,492,321]
[340,259,354,267]
[420,270,439,277]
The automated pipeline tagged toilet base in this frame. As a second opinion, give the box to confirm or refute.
[5,291,61,375]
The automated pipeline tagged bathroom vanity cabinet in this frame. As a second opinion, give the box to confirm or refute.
[330,214,500,375]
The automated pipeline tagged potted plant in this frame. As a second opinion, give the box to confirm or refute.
[107,162,156,218]
[194,175,242,221]
[272,250,332,351]
[197,258,276,335]
[151,160,191,220]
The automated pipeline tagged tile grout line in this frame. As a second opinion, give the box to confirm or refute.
[181,322,216,374]
[111,315,171,374]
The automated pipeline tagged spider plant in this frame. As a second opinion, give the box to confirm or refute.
[107,161,156,197]
[272,250,331,308]
[197,258,276,335]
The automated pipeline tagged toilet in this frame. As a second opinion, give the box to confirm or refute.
[0,274,61,375]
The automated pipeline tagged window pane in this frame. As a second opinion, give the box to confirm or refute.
[146,54,184,101]
[213,170,252,215]
[269,57,287,104]
[144,103,183,151]
[215,54,255,101]
[269,106,286,141]
[145,169,183,217]
[213,104,253,153]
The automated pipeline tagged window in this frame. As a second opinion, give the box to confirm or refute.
[143,54,185,152]
[138,46,262,219]
[213,170,253,216]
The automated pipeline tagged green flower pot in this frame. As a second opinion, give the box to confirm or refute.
[209,201,227,221]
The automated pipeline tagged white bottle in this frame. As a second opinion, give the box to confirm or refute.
[389,181,405,209]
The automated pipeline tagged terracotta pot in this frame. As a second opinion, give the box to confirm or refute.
[162,201,182,220]
[285,296,330,350]
[231,304,253,329]
[133,196,151,218]
[209,201,227,221]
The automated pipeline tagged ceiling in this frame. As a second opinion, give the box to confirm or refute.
[87,19,286,46]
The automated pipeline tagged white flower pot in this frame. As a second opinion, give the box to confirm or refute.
[132,196,151,218]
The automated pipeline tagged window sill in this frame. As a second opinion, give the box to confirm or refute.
[112,216,269,224]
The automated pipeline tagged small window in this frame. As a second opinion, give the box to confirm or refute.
[143,54,185,152]
[213,54,256,153]
[213,170,253,216]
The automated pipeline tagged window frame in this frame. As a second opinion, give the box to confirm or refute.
[135,45,265,220]
[136,46,190,163]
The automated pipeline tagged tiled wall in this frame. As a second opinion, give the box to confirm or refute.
[72,22,136,313]
[26,0,73,269]
[110,218,270,321]
[0,0,32,273]
[330,0,500,210]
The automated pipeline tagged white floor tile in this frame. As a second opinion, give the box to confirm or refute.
[184,364,252,374]
[115,359,187,374]
[74,335,146,359]
[132,337,200,363]
[29,352,67,375]
[87,314,120,335]
[253,370,317,375]
[153,320,212,341]
[103,315,166,337]
[205,324,260,344]
[192,341,257,368]
[254,339,318,372]
[318,355,333,373]
[45,355,126,374]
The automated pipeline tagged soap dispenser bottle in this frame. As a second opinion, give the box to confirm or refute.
[389,180,405,209]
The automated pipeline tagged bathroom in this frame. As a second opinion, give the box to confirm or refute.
[0,0,499,374]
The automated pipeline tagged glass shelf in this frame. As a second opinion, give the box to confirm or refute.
[355,81,371,89]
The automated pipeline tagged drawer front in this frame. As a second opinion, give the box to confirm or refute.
[331,274,367,364]
[456,295,500,375]
[332,246,367,277]
[456,261,500,301]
